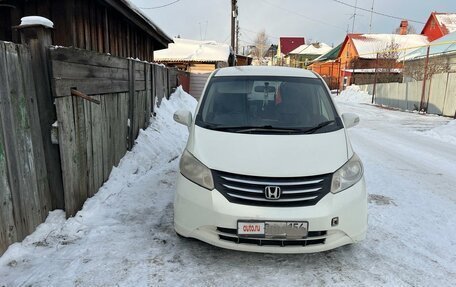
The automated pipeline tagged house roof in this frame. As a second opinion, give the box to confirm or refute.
[435,13,456,34]
[279,37,305,55]
[288,43,333,56]
[340,34,429,59]
[402,31,456,61]
[154,38,232,63]
[107,0,172,48]
[311,43,343,63]
[421,12,456,35]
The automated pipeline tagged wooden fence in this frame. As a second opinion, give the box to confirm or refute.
[0,42,53,254]
[0,39,179,254]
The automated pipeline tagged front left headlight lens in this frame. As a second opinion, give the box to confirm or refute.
[180,150,214,190]
[331,153,364,194]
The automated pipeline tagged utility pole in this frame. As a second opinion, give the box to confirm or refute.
[231,0,237,51]
[236,19,240,54]
[369,0,375,33]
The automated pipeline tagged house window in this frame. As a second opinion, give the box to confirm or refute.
[431,20,436,30]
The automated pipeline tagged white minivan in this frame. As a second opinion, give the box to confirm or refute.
[173,66,367,253]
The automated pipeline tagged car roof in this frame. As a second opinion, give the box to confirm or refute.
[214,66,318,78]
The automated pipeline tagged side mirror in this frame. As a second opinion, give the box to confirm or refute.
[342,113,360,129]
[173,110,192,128]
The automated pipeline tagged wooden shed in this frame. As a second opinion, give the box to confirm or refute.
[0,0,172,61]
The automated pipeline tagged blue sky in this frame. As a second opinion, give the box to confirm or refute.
[132,0,455,48]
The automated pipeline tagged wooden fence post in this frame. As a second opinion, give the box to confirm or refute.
[128,59,135,150]
[18,23,65,209]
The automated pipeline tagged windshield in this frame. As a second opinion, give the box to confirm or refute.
[195,76,343,134]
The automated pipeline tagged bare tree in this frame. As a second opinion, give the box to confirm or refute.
[403,56,451,81]
[251,30,269,65]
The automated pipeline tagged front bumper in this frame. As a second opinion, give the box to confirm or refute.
[174,175,367,254]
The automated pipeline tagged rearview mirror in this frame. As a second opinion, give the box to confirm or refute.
[342,113,360,129]
[254,86,276,93]
[173,110,192,128]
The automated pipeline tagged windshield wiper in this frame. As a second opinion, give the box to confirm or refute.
[301,120,335,134]
[235,125,300,133]
[201,121,336,134]
[202,124,299,133]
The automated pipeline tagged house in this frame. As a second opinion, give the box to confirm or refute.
[276,37,305,66]
[337,33,429,89]
[154,38,234,73]
[402,31,456,81]
[309,43,342,90]
[287,42,332,68]
[421,12,456,42]
[263,44,278,66]
[236,54,253,66]
[0,0,172,61]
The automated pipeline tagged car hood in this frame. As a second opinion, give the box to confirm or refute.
[186,126,350,177]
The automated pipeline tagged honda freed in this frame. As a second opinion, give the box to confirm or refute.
[173,66,367,253]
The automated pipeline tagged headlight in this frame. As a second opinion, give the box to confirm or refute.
[331,153,364,194]
[180,150,214,190]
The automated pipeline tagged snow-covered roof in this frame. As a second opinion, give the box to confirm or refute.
[289,43,333,56]
[401,31,456,61]
[435,13,456,34]
[154,38,231,63]
[118,0,172,46]
[350,34,429,59]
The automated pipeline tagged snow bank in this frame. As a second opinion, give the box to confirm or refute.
[334,85,372,104]
[20,16,54,28]
[421,120,456,145]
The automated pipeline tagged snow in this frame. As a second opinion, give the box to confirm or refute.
[289,43,332,55]
[421,119,456,145]
[1,87,456,286]
[351,34,429,59]
[334,85,372,104]
[20,16,54,28]
[154,38,231,63]
[435,13,456,34]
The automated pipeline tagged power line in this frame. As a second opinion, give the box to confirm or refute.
[332,0,425,24]
[263,0,346,31]
[139,0,181,10]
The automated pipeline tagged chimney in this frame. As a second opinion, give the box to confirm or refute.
[399,20,409,35]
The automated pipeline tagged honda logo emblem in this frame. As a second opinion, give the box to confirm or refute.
[265,186,281,200]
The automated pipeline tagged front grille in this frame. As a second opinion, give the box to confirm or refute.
[216,227,327,247]
[212,170,332,207]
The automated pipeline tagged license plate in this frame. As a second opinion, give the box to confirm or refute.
[237,221,308,239]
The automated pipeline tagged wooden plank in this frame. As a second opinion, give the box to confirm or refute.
[84,100,95,198]
[0,43,25,241]
[144,64,151,127]
[89,0,98,53]
[101,95,110,181]
[49,47,129,70]
[75,0,85,48]
[73,96,89,207]
[0,45,18,255]
[17,44,52,220]
[4,43,42,235]
[90,95,104,192]
[51,60,129,81]
[55,96,79,217]
[128,60,135,150]
[52,78,129,97]
[83,0,91,50]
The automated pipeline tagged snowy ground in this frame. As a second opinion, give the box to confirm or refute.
[1,86,455,287]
